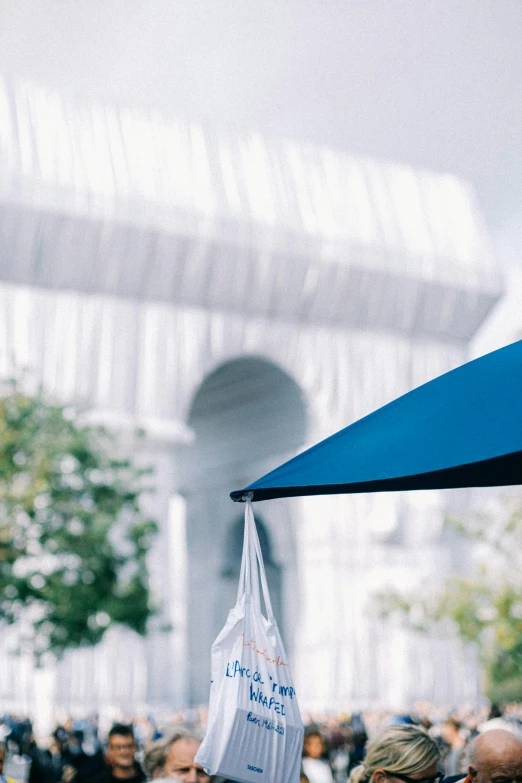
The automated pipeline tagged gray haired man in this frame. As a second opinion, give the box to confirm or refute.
[468,729,522,783]
[445,729,522,783]
[143,733,228,783]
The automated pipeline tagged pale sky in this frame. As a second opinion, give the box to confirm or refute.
[1,0,522,233]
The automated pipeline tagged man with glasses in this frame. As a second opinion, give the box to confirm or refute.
[99,726,145,783]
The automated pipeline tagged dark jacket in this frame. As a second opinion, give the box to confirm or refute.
[83,764,146,783]
[29,750,79,783]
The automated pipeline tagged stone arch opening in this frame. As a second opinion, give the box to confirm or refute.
[181,355,307,705]
[185,355,307,488]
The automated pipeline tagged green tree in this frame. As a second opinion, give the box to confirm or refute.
[378,496,522,702]
[0,382,158,659]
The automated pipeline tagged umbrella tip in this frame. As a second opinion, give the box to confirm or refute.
[230,489,253,502]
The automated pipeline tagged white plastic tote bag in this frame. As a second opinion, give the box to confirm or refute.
[195,497,304,783]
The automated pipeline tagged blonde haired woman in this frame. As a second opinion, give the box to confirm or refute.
[349,725,442,783]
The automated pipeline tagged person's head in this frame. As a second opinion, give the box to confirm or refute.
[349,725,440,783]
[53,727,69,753]
[162,733,210,783]
[143,739,169,780]
[0,742,5,774]
[303,729,326,760]
[468,729,522,783]
[441,719,461,745]
[488,705,503,721]
[107,725,137,772]
[67,731,84,755]
[300,772,310,783]
[354,731,369,749]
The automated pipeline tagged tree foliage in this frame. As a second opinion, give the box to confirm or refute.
[0,382,158,659]
[378,496,522,702]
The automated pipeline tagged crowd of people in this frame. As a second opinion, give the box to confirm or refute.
[1,704,521,783]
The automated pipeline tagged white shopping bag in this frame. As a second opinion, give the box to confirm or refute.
[195,497,304,783]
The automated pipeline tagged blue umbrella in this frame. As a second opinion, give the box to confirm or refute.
[231,340,522,502]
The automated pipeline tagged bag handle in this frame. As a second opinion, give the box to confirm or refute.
[237,494,261,608]
[236,495,275,622]
[237,494,252,602]
[247,501,275,622]
[245,500,275,622]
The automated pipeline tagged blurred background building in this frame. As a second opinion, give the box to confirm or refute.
[0,0,521,726]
